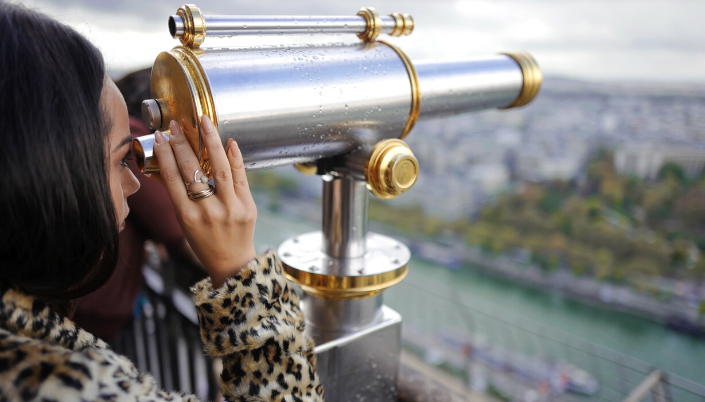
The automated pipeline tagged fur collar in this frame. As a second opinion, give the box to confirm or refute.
[0,281,108,351]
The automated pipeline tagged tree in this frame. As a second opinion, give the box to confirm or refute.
[658,163,687,185]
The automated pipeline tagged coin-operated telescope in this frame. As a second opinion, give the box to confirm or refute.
[134,5,541,400]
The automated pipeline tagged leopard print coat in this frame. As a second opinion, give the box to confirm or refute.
[0,250,325,401]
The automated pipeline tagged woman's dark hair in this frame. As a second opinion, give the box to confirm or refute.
[0,3,119,301]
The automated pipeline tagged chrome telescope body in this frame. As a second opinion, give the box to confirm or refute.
[135,45,540,179]
[168,5,413,46]
[134,5,542,401]
[169,14,413,39]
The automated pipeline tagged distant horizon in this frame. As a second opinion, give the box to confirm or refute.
[16,0,705,85]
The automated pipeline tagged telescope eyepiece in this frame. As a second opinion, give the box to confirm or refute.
[169,15,185,37]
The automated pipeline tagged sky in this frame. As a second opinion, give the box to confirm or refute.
[13,0,705,84]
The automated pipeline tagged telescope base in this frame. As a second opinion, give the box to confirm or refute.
[309,304,402,402]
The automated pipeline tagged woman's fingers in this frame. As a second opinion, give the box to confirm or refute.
[200,115,235,200]
[151,130,189,204]
[226,138,251,198]
[168,120,209,193]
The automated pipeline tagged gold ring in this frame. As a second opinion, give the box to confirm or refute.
[176,4,206,48]
[357,7,382,42]
[500,51,542,108]
[378,41,420,139]
[187,184,215,200]
[283,264,408,300]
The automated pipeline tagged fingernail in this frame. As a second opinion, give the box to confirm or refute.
[169,120,179,135]
[155,130,165,144]
[203,115,215,135]
[145,173,152,178]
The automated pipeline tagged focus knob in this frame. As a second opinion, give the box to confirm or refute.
[141,98,172,131]
[141,99,162,130]
[365,139,419,199]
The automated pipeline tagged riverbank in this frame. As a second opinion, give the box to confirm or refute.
[459,247,704,334]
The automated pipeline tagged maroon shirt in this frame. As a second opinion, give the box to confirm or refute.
[72,117,185,339]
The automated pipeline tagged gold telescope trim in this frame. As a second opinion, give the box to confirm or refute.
[365,139,419,200]
[294,162,317,175]
[133,46,217,176]
[284,264,408,300]
[177,4,206,48]
[389,13,414,36]
[501,51,542,108]
[357,7,382,42]
[378,41,420,140]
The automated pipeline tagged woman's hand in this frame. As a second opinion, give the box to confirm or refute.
[151,115,257,288]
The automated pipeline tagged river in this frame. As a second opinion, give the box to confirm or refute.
[253,209,705,386]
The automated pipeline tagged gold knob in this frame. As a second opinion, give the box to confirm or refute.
[365,139,419,199]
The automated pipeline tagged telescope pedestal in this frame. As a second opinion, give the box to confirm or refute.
[308,298,402,402]
[279,176,409,401]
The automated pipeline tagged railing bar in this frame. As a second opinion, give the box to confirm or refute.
[398,276,705,398]
[401,278,659,371]
[664,376,705,394]
[400,281,654,372]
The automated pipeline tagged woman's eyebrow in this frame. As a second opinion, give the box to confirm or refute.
[113,134,133,152]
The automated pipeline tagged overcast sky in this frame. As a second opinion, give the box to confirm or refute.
[14,0,705,83]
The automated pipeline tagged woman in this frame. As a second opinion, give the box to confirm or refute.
[0,3,324,401]
[72,68,204,342]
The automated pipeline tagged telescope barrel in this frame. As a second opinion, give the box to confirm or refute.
[171,15,403,37]
[170,5,413,47]
[134,44,540,175]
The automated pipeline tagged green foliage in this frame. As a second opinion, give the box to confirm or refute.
[368,201,446,237]
[247,171,298,193]
[461,152,705,282]
[658,163,687,184]
[487,384,511,402]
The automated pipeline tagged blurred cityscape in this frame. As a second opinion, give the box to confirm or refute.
[243,76,705,399]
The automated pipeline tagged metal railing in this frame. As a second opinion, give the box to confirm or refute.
[386,279,705,402]
[109,239,705,402]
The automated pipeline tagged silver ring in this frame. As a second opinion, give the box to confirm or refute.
[187,184,216,201]
[185,168,209,188]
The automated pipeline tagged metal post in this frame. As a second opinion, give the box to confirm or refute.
[622,370,662,402]
[279,174,410,401]
[322,175,368,259]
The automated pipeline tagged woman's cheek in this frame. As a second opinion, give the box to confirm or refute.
[110,170,124,223]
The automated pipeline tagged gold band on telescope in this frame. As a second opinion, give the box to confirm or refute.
[177,4,206,48]
[146,46,217,177]
[357,7,382,42]
[378,41,420,140]
[500,51,542,108]
[283,264,408,300]
[389,13,414,36]
[172,46,217,175]
[294,162,317,175]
